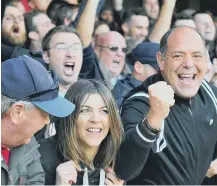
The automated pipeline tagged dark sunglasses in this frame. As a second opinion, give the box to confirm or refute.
[97,45,128,54]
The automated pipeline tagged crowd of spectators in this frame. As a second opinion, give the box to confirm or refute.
[1,0,217,185]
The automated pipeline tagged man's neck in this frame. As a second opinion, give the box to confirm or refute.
[30,41,42,52]
[59,84,72,95]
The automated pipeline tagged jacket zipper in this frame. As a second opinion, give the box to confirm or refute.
[188,99,199,185]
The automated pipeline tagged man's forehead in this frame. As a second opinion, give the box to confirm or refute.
[5,6,23,16]
[50,32,80,44]
[195,13,211,20]
[105,37,126,47]
[144,0,158,4]
[132,15,149,23]
[167,27,205,50]
[34,13,50,25]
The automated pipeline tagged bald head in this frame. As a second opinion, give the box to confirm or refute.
[96,31,125,46]
[95,31,127,77]
[160,26,206,57]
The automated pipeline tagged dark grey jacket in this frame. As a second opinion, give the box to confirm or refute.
[1,137,45,185]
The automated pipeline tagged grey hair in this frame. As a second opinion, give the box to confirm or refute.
[160,26,206,59]
[1,95,35,115]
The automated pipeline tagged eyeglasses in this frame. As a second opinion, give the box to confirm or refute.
[97,45,128,54]
[48,43,82,51]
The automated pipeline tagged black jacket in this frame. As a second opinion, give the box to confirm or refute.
[38,136,105,185]
[114,73,217,185]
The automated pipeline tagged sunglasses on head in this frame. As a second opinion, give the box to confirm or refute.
[97,45,128,54]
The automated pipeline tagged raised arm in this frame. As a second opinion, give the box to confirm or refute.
[148,0,177,43]
[76,0,100,48]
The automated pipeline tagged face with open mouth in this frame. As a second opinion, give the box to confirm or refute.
[76,94,110,151]
[46,32,83,87]
[158,27,207,98]
[97,32,127,77]
[2,6,26,46]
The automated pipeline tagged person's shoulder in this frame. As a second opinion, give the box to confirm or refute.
[38,136,59,165]
[201,80,217,95]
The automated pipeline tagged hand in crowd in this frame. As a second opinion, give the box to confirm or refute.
[206,159,217,178]
[147,81,175,130]
[55,160,81,185]
[105,167,124,186]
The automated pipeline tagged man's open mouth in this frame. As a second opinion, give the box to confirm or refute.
[178,74,196,83]
[12,26,19,34]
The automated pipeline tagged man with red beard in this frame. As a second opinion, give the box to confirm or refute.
[1,3,30,62]
[2,4,26,47]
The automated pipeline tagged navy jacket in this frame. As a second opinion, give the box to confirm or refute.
[112,74,141,108]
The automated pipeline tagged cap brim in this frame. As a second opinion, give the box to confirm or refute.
[32,96,75,117]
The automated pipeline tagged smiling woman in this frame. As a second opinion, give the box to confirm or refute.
[38,79,124,185]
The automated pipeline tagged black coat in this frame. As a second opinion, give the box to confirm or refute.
[38,136,104,185]
[115,73,217,185]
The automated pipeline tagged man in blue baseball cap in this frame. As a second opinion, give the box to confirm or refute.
[113,42,159,108]
[1,55,75,185]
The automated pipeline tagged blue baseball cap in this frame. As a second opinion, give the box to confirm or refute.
[131,42,160,69]
[1,55,75,117]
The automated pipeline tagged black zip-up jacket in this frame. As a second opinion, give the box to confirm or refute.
[38,136,105,185]
[115,73,217,185]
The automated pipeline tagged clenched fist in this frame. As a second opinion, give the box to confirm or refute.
[206,159,217,178]
[55,160,81,185]
[147,81,175,130]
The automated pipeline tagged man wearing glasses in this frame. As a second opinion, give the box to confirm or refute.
[1,55,75,185]
[42,25,83,96]
[94,31,128,89]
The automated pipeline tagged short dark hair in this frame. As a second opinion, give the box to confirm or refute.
[24,10,44,33]
[160,26,206,58]
[47,0,78,26]
[42,25,82,51]
[123,7,148,24]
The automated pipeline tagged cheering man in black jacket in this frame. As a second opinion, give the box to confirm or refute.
[114,26,217,185]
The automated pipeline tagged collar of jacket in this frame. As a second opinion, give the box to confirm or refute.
[8,137,39,169]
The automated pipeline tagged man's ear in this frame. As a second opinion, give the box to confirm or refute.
[156,51,165,71]
[134,61,143,73]
[121,23,129,35]
[28,31,39,41]
[42,51,50,64]
[10,103,26,125]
